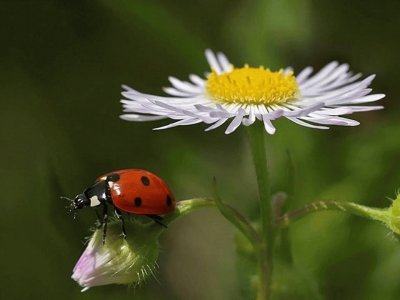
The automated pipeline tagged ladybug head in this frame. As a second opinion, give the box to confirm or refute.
[73,193,90,210]
[62,194,90,218]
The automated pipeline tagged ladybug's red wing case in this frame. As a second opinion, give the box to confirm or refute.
[102,169,176,215]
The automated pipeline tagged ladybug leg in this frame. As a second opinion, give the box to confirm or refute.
[95,209,103,228]
[102,203,109,245]
[114,207,127,239]
[146,215,168,228]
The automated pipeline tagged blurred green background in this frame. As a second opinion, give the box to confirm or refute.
[1,0,400,299]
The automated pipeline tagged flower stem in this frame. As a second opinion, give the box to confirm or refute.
[163,198,216,225]
[276,200,389,227]
[162,197,259,248]
[247,123,274,300]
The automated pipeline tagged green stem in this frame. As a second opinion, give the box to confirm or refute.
[163,198,216,224]
[276,200,389,227]
[162,197,259,248]
[247,123,274,300]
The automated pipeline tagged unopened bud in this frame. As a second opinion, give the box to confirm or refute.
[72,221,160,291]
[385,193,400,235]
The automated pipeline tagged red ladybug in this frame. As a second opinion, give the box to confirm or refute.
[68,169,176,243]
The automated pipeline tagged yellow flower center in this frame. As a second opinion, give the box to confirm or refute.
[206,65,299,105]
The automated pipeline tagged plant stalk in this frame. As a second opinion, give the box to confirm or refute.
[276,200,389,227]
[247,124,274,300]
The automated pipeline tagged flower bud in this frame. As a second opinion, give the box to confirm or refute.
[385,193,400,235]
[72,221,160,291]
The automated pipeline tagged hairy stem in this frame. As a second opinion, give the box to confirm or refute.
[163,197,259,248]
[276,200,388,227]
[163,198,216,225]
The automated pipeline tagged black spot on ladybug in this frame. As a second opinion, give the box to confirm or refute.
[107,173,120,182]
[141,176,150,186]
[166,195,172,207]
[134,197,142,207]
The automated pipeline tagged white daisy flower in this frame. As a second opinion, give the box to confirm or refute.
[120,49,385,134]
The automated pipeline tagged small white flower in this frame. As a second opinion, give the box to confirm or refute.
[121,49,385,134]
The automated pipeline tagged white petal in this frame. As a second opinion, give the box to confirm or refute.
[343,93,385,104]
[168,76,202,93]
[153,101,203,119]
[305,72,367,94]
[120,114,166,121]
[303,88,372,104]
[283,67,293,75]
[286,117,329,129]
[301,74,375,98]
[242,105,256,126]
[303,63,349,91]
[316,107,354,115]
[205,118,228,131]
[122,90,201,103]
[189,74,206,87]
[217,52,233,73]
[262,115,276,134]
[296,67,314,84]
[337,105,384,112]
[153,118,203,130]
[121,92,149,102]
[210,110,231,118]
[163,87,192,97]
[121,85,138,92]
[209,104,234,118]
[302,116,359,126]
[205,49,222,74]
[266,108,285,119]
[225,109,246,134]
[257,105,284,120]
[281,102,325,117]
[300,61,339,89]
[195,104,216,112]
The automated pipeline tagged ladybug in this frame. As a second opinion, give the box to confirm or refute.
[67,169,176,243]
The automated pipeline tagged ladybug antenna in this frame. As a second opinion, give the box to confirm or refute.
[60,196,74,202]
[61,196,77,217]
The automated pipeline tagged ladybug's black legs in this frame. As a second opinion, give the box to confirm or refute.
[146,215,167,228]
[95,209,103,228]
[102,203,109,244]
[114,207,127,238]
